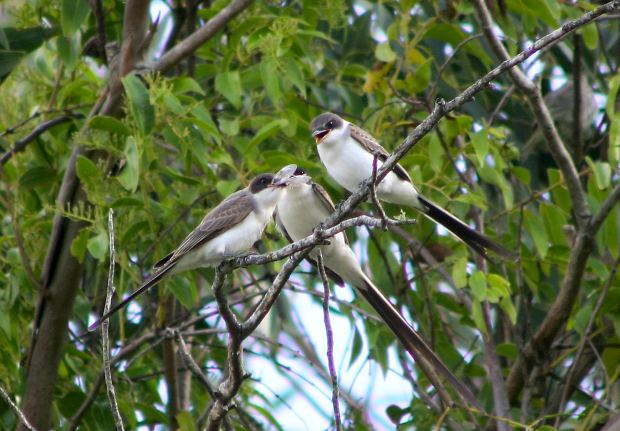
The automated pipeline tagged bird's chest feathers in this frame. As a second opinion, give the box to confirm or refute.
[278,186,327,240]
[207,211,268,257]
[318,135,374,192]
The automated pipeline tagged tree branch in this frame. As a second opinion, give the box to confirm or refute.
[0,116,76,166]
[153,0,254,73]
[0,383,35,431]
[102,210,124,431]
[316,251,342,431]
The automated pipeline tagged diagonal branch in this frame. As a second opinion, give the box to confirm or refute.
[153,0,254,73]
[471,0,602,228]
[0,115,77,166]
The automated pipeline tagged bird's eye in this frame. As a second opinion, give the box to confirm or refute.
[294,168,305,175]
[327,120,335,128]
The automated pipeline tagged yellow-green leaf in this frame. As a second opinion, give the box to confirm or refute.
[117,137,140,192]
[215,70,242,109]
[375,41,396,63]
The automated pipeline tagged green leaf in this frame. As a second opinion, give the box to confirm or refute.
[57,35,80,69]
[176,412,196,431]
[87,231,108,261]
[171,76,205,96]
[524,210,549,258]
[608,113,620,165]
[218,118,239,136]
[386,404,408,425]
[427,134,443,171]
[407,59,432,94]
[19,166,56,188]
[247,119,287,151]
[215,71,242,109]
[0,27,55,80]
[470,130,489,167]
[0,27,8,49]
[76,155,101,184]
[349,325,363,368]
[496,343,518,360]
[216,179,241,198]
[540,203,568,246]
[122,74,154,135]
[70,228,90,263]
[500,296,517,325]
[375,41,396,63]
[469,270,487,301]
[117,137,140,192]
[585,157,611,190]
[606,75,620,118]
[168,279,196,313]
[452,256,468,288]
[260,59,281,106]
[579,22,598,50]
[471,300,487,335]
[61,0,90,36]
[89,115,130,135]
[487,273,511,297]
[285,58,306,98]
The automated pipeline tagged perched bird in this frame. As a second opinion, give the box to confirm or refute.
[274,164,481,409]
[310,112,516,261]
[522,74,597,159]
[89,173,287,331]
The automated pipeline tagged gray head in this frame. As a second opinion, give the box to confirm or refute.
[249,173,285,194]
[310,112,345,144]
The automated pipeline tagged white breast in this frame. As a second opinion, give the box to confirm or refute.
[317,132,418,206]
[174,209,272,272]
[276,184,348,259]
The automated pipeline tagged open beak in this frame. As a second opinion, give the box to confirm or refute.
[271,178,288,188]
[312,129,329,144]
[274,164,297,186]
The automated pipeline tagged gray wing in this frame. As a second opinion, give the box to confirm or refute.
[349,124,412,182]
[154,189,254,268]
[311,182,349,246]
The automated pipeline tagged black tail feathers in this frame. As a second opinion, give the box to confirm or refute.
[418,195,517,261]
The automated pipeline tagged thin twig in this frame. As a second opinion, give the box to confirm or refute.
[554,248,620,426]
[428,33,484,100]
[370,154,388,230]
[102,209,124,431]
[0,383,36,430]
[171,329,217,398]
[0,116,77,166]
[153,0,254,73]
[316,251,342,431]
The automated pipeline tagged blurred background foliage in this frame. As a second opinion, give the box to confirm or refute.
[0,0,619,429]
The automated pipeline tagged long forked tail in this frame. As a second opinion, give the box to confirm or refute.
[88,264,175,332]
[417,195,517,261]
[355,276,483,411]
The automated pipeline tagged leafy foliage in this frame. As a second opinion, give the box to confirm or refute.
[0,0,619,430]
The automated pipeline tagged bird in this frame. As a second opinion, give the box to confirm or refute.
[522,74,597,159]
[309,112,516,261]
[89,173,287,331]
[274,164,482,409]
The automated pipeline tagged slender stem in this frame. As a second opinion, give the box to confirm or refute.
[102,209,124,430]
